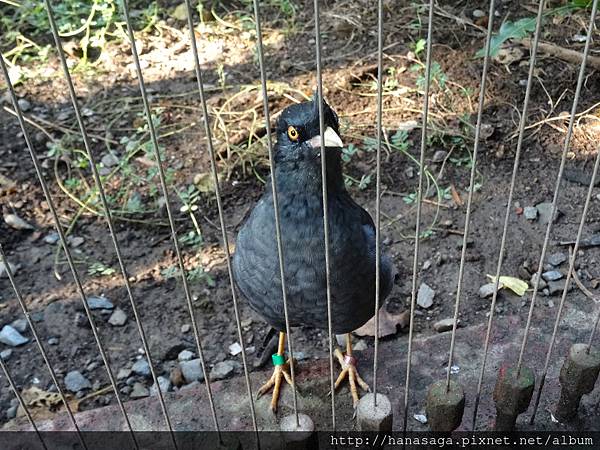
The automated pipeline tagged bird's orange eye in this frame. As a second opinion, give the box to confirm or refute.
[287,126,299,141]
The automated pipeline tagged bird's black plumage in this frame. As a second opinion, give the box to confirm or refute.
[232,98,394,334]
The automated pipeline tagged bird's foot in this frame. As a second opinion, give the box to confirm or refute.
[256,355,294,413]
[334,348,370,408]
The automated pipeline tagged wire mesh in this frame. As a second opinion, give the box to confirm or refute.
[42,0,177,444]
[528,0,599,423]
[119,0,220,436]
[0,49,138,449]
[471,0,547,430]
[402,0,435,433]
[251,0,300,425]
[313,0,337,430]
[184,0,259,437]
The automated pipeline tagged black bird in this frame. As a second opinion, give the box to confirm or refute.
[232,97,395,411]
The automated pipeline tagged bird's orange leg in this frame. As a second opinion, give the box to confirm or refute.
[256,331,294,413]
[334,333,370,408]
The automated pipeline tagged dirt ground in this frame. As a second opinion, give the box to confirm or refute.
[1,0,600,426]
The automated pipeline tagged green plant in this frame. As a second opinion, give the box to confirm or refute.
[476,1,591,58]
[412,61,447,90]
[88,261,116,277]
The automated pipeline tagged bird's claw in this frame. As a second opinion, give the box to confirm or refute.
[256,360,294,413]
[333,348,370,408]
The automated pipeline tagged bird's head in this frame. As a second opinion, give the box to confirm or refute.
[274,97,344,188]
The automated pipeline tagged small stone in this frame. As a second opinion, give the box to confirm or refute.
[179,359,205,383]
[117,368,132,380]
[48,337,59,345]
[542,270,564,282]
[472,9,485,18]
[10,319,27,333]
[353,340,368,351]
[432,150,448,163]
[6,405,18,420]
[120,386,132,395]
[129,382,149,399]
[101,153,119,167]
[547,252,567,267]
[548,279,572,296]
[17,98,31,112]
[170,367,185,387]
[108,308,128,326]
[68,236,85,248]
[4,213,34,230]
[433,318,459,333]
[294,351,308,360]
[536,202,562,225]
[0,261,19,279]
[210,361,235,381]
[229,342,242,356]
[132,359,151,378]
[180,324,191,333]
[87,296,114,310]
[417,283,435,308]
[479,283,498,299]
[1,349,13,361]
[0,325,29,346]
[530,273,547,289]
[150,376,171,396]
[65,370,91,393]
[178,350,194,362]
[414,413,428,424]
[44,233,60,245]
[524,207,537,220]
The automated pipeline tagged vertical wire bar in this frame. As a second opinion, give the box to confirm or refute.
[251,0,300,426]
[402,0,435,433]
[444,0,496,392]
[42,1,177,444]
[372,0,384,406]
[0,249,48,450]
[0,54,137,448]
[313,0,337,430]
[184,0,259,435]
[528,0,599,422]
[119,0,221,435]
[471,0,547,429]
[515,0,594,377]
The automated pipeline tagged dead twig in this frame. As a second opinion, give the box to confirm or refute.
[518,38,600,71]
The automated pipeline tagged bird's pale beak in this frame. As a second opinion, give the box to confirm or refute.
[308,127,343,149]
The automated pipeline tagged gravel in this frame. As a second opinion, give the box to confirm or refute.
[131,359,151,377]
[179,359,205,383]
[108,308,128,326]
[65,370,91,393]
[150,376,171,396]
[87,296,114,310]
[417,283,435,308]
[210,361,235,381]
[0,325,29,347]
[129,382,149,399]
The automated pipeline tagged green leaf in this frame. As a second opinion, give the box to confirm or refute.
[476,17,537,58]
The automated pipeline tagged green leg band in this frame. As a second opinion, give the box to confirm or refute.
[272,353,285,366]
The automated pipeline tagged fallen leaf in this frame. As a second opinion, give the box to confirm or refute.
[450,185,463,207]
[486,274,528,296]
[193,172,216,193]
[354,309,409,338]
